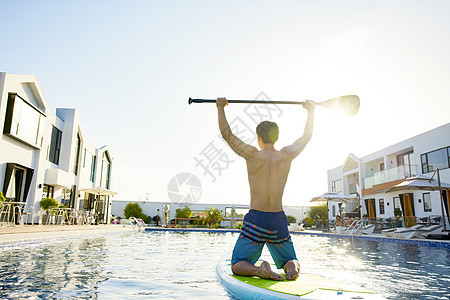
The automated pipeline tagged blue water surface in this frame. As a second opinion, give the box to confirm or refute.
[0,231,449,299]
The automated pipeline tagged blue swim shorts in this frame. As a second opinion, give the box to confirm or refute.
[231,209,297,269]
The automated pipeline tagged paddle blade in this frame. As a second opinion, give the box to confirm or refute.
[317,95,360,116]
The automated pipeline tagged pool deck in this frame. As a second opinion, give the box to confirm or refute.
[0,224,134,249]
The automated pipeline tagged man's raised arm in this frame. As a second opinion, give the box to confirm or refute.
[281,101,315,160]
[217,97,257,159]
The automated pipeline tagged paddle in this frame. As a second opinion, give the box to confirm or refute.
[188,95,360,116]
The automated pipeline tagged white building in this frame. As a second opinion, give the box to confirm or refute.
[0,73,113,224]
[327,123,450,228]
[111,200,310,225]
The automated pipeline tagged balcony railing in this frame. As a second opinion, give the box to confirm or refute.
[364,165,418,189]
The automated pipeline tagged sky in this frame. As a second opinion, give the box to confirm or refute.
[1,0,449,206]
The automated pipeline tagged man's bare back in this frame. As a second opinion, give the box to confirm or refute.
[246,148,291,212]
[217,97,315,212]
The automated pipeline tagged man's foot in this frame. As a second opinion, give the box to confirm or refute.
[284,260,300,280]
[258,261,284,281]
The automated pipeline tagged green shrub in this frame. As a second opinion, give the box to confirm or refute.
[40,198,59,213]
[303,217,313,227]
[287,215,297,223]
[175,206,192,219]
[0,191,5,202]
[308,204,328,220]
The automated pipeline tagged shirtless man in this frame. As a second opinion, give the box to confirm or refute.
[216,97,315,281]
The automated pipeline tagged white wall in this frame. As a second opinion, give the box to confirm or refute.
[0,73,114,223]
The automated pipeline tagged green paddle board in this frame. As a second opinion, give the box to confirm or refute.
[216,253,386,299]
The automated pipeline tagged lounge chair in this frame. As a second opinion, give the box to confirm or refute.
[381,224,424,238]
[360,224,375,235]
[381,228,398,237]
[349,223,375,236]
[415,225,444,238]
[394,224,427,239]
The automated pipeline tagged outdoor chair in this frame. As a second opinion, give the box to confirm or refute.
[430,216,441,225]
[393,224,427,239]
[415,225,444,238]
[0,202,12,227]
[68,209,78,225]
[382,224,424,238]
[417,217,429,226]
[46,206,60,225]
[20,205,35,225]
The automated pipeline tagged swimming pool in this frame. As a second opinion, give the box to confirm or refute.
[0,231,449,299]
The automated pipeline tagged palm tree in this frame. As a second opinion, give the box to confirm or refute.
[203,206,223,229]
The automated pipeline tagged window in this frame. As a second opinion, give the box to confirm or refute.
[61,188,71,207]
[349,183,357,195]
[49,126,62,165]
[90,155,96,183]
[41,184,54,200]
[3,93,45,148]
[397,151,414,177]
[421,147,450,173]
[5,166,25,202]
[332,179,342,193]
[393,196,401,211]
[380,163,385,171]
[332,205,336,217]
[73,134,81,175]
[100,152,111,189]
[423,193,432,212]
[379,198,385,214]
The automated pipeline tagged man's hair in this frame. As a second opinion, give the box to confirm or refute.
[256,121,279,144]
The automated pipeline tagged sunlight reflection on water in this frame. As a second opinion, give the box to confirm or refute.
[0,231,449,299]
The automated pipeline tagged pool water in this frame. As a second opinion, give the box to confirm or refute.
[0,231,449,299]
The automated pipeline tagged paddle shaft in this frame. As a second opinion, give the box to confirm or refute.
[188,95,360,116]
[189,98,307,105]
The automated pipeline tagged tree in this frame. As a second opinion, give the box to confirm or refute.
[175,206,192,219]
[0,191,5,202]
[308,203,328,220]
[124,202,143,219]
[203,206,223,229]
[152,215,161,226]
[124,202,149,223]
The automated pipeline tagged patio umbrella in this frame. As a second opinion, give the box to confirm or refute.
[310,192,359,231]
[80,186,118,223]
[386,171,450,230]
[385,175,450,193]
[310,192,358,203]
[80,186,119,196]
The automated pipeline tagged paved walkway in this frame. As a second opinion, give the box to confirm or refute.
[0,224,133,243]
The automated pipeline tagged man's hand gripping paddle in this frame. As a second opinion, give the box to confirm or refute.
[188,95,360,116]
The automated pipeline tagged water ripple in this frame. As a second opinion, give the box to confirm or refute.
[0,231,449,299]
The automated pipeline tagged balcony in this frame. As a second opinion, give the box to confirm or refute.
[364,165,418,189]
[44,168,73,188]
